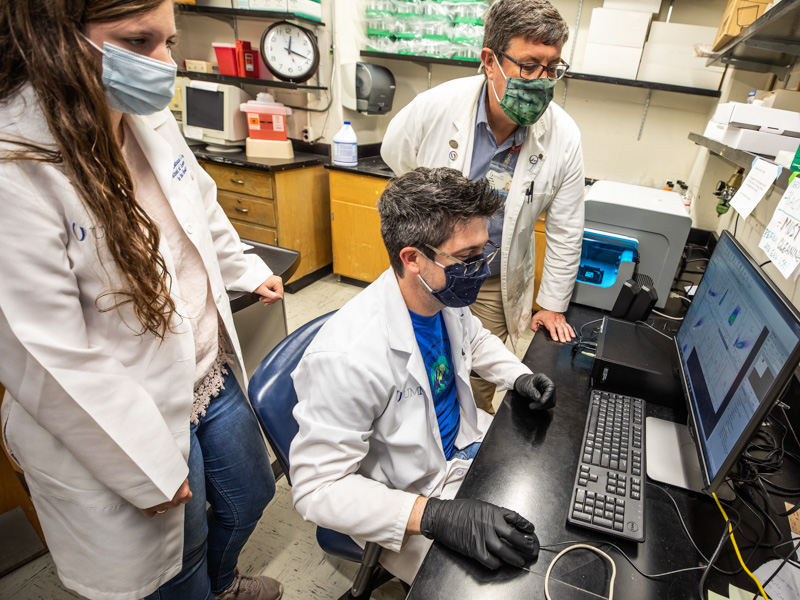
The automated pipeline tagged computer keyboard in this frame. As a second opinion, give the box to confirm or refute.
[567,390,646,542]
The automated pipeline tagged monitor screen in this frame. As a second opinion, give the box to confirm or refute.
[185,87,224,132]
[676,232,800,490]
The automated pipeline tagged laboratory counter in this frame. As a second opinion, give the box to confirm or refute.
[228,240,299,377]
[228,240,299,313]
[325,155,396,179]
[190,145,326,173]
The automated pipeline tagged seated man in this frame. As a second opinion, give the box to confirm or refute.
[289,167,557,583]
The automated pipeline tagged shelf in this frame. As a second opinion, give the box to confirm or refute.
[360,51,721,97]
[177,4,324,27]
[565,72,721,98]
[706,0,800,77]
[360,50,481,69]
[688,132,793,193]
[178,69,327,91]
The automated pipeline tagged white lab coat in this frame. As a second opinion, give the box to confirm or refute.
[289,269,532,582]
[382,75,585,347]
[0,86,272,600]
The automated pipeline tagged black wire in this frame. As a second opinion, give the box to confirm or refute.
[699,520,740,600]
[734,213,740,238]
[759,260,772,268]
[684,258,710,264]
[646,482,742,575]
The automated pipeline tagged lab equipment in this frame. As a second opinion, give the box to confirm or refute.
[181,81,252,152]
[333,121,358,167]
[568,390,646,542]
[571,181,691,311]
[341,62,396,115]
[714,167,743,216]
[647,231,800,495]
[240,93,294,159]
[623,283,657,322]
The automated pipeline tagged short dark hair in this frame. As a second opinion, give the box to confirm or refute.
[378,167,502,276]
[483,0,569,55]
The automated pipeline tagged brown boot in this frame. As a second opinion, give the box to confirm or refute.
[214,570,283,600]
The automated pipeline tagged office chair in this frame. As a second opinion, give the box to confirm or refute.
[248,311,394,600]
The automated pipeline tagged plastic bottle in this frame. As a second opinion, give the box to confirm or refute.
[333,121,358,167]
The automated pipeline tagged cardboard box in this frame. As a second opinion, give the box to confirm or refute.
[185,59,217,73]
[703,121,800,157]
[761,90,800,112]
[637,63,723,90]
[647,22,718,46]
[603,0,662,14]
[587,8,652,49]
[582,43,643,79]
[712,102,800,136]
[713,0,771,51]
[640,42,724,72]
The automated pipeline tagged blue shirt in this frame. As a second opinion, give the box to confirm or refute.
[409,310,460,459]
[469,83,527,275]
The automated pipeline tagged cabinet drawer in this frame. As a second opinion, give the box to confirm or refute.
[218,191,276,228]
[202,162,274,199]
[329,171,388,209]
[230,220,277,247]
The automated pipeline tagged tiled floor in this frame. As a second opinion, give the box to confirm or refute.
[0,274,533,600]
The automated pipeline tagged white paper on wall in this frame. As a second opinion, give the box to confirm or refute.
[730,158,781,219]
[759,175,800,279]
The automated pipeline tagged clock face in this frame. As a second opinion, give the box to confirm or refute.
[260,22,320,84]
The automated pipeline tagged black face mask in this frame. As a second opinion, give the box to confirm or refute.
[418,253,491,308]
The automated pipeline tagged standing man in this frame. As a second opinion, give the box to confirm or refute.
[289,168,556,584]
[382,0,584,413]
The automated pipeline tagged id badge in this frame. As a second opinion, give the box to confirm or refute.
[485,158,515,199]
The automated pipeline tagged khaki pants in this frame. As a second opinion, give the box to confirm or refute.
[469,275,507,415]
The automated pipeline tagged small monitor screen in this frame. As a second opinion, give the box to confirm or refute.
[186,87,224,132]
[676,232,800,486]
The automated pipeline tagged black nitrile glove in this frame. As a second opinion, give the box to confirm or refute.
[419,497,539,570]
[515,373,556,410]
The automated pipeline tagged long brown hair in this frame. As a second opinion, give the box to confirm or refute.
[0,0,177,339]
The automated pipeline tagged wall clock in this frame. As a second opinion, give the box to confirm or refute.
[260,21,320,84]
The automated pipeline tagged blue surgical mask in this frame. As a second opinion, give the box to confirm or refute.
[83,36,177,115]
[418,253,491,308]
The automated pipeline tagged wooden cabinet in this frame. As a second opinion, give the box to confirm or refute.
[200,161,331,283]
[329,170,390,283]
[533,214,546,311]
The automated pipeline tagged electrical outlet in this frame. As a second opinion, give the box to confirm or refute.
[302,126,314,143]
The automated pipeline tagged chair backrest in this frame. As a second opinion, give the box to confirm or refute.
[248,311,336,486]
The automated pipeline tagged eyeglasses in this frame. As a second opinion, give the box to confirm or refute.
[498,51,569,81]
[423,240,500,276]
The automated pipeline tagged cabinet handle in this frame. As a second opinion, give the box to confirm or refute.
[230,178,245,185]
[235,207,249,214]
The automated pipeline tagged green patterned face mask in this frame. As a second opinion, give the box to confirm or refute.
[491,53,554,127]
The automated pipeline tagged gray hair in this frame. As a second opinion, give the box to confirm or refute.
[483,0,569,54]
[378,168,502,276]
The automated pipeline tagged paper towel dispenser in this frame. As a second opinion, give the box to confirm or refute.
[341,62,396,115]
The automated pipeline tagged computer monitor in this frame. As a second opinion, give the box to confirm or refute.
[646,231,800,496]
[181,81,252,152]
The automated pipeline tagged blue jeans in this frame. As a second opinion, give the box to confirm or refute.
[145,372,275,600]
[452,441,481,460]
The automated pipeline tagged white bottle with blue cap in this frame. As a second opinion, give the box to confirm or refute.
[333,121,358,167]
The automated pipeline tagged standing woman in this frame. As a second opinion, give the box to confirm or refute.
[0,1,283,599]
